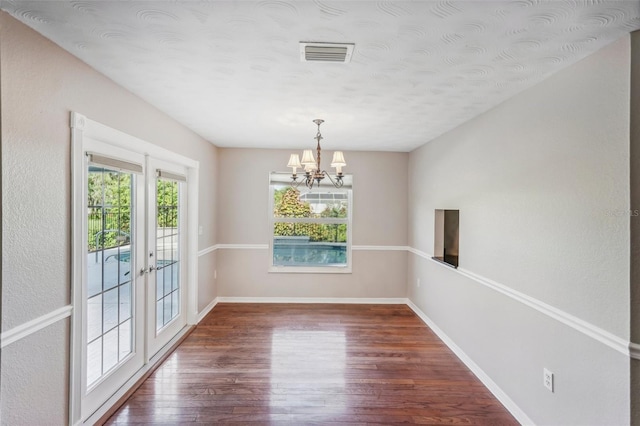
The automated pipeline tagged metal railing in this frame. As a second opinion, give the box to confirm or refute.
[88,207,130,254]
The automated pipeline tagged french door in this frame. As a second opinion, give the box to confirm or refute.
[81,140,147,419]
[146,158,188,357]
[74,129,191,423]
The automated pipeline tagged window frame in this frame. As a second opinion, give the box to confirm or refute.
[268,172,353,274]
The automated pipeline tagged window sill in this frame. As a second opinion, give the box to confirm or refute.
[431,256,458,269]
[268,265,352,274]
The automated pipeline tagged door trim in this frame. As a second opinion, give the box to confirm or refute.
[69,112,200,425]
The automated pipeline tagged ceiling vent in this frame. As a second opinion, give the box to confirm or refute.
[299,42,355,63]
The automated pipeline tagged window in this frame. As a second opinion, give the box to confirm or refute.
[269,172,352,273]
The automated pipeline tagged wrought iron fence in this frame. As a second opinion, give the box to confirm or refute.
[88,207,131,252]
[88,205,177,252]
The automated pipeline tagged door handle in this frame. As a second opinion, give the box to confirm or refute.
[139,265,156,276]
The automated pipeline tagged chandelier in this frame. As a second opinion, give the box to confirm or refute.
[287,119,346,189]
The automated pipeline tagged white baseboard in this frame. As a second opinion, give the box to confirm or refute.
[406,300,535,426]
[216,296,409,304]
[197,297,219,322]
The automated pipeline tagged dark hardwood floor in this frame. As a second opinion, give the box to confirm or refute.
[105,303,518,425]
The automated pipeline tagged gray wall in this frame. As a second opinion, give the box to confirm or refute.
[216,148,408,298]
[1,13,218,423]
[407,36,632,424]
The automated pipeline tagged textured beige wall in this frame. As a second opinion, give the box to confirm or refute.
[218,249,407,298]
[217,148,408,298]
[1,12,218,423]
[629,29,640,426]
[408,36,631,424]
[0,321,69,424]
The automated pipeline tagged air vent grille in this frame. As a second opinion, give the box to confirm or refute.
[300,42,354,63]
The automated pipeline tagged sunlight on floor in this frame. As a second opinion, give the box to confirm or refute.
[270,329,346,419]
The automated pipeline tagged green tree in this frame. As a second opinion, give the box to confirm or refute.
[273,188,348,243]
[157,179,179,228]
[87,170,133,251]
[308,204,347,242]
[87,172,180,251]
[273,187,311,236]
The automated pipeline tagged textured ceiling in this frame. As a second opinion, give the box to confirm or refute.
[3,1,640,152]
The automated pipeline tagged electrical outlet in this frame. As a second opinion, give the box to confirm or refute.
[417,278,421,287]
[543,368,554,392]
[214,269,217,280]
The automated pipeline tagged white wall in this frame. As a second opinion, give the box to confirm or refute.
[408,36,632,424]
[216,148,408,299]
[0,13,218,424]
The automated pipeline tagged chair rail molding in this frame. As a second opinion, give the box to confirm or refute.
[197,244,218,257]
[1,305,73,348]
[407,246,636,359]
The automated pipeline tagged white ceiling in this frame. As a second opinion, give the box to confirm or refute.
[3,1,640,152]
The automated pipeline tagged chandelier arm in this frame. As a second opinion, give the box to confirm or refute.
[306,174,315,189]
[289,174,305,189]
[322,170,344,188]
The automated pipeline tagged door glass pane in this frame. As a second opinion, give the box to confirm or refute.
[103,287,119,332]
[119,320,132,359]
[156,299,163,331]
[103,327,119,372]
[86,338,102,386]
[155,178,180,331]
[119,282,131,322]
[86,167,134,387]
[87,294,102,343]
